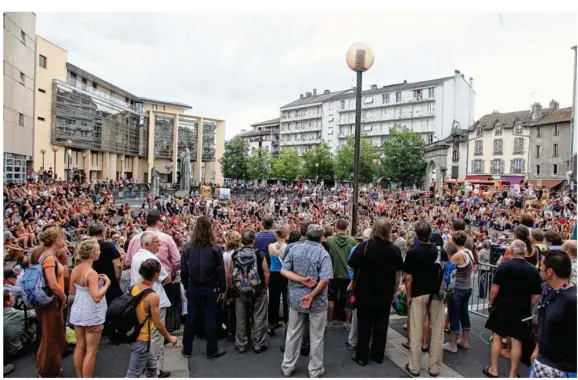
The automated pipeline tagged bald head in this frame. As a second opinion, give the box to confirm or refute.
[562,240,577,260]
[510,239,527,256]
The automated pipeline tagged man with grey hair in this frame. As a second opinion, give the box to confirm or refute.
[130,231,173,378]
[482,239,542,378]
[89,222,123,305]
[562,240,577,284]
[281,224,333,378]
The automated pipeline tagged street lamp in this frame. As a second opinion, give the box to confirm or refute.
[346,42,374,236]
[64,139,72,181]
[315,162,319,184]
[51,146,58,180]
[372,158,381,189]
[40,149,46,170]
[120,157,125,180]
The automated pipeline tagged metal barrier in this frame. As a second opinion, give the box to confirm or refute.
[468,262,498,318]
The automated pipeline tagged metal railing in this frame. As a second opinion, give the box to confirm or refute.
[468,262,498,318]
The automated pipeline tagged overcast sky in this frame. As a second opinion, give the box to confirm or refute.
[37,13,577,139]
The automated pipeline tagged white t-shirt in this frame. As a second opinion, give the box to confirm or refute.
[130,249,171,308]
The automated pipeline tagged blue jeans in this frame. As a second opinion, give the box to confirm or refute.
[448,288,472,333]
[126,341,156,378]
[182,284,219,356]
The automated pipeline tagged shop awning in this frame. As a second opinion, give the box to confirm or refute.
[501,176,525,185]
[527,179,565,189]
[465,175,491,181]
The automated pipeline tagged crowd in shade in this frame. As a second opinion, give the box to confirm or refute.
[2,178,576,378]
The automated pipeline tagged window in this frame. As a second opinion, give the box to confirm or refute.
[451,166,459,179]
[428,134,433,144]
[510,159,525,174]
[513,137,524,154]
[163,106,166,111]
[495,125,502,136]
[476,126,483,137]
[81,78,87,90]
[553,143,559,157]
[553,164,558,176]
[21,30,26,43]
[364,97,374,104]
[92,82,97,89]
[382,93,390,104]
[19,72,25,84]
[328,115,334,122]
[537,127,542,138]
[536,165,540,176]
[396,92,401,102]
[471,159,484,174]
[328,127,333,135]
[514,123,523,135]
[453,140,459,149]
[110,90,115,96]
[340,100,345,109]
[475,140,483,155]
[493,139,503,154]
[38,88,46,94]
[554,124,560,136]
[491,159,504,174]
[37,117,45,121]
[536,145,542,158]
[38,54,47,68]
[413,89,422,100]
[363,125,372,132]
[18,114,24,126]
[428,87,435,98]
[452,149,459,163]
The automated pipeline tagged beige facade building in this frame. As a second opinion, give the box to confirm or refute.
[3,12,36,184]
[33,36,225,185]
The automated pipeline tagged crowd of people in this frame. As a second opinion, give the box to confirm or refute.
[2,177,577,378]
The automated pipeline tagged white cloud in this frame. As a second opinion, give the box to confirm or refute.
[36,12,577,139]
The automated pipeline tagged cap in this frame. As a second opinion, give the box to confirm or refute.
[307,224,325,239]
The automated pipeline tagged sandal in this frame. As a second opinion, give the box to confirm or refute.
[482,366,499,378]
[421,345,429,353]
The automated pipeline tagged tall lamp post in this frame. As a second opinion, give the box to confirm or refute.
[51,146,58,180]
[315,162,319,185]
[372,158,381,189]
[64,139,72,181]
[346,42,374,236]
[40,149,46,170]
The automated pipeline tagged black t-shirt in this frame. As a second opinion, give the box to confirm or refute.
[492,258,542,317]
[537,285,577,373]
[93,240,122,303]
[403,243,449,298]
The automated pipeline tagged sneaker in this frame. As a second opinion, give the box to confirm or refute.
[345,341,356,350]
[207,348,226,359]
[457,339,470,350]
[443,343,458,353]
[181,349,191,358]
[4,364,14,376]
[158,370,171,378]
[236,346,247,353]
[253,345,268,355]
[310,368,325,378]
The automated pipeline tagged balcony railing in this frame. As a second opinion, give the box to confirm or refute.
[280,113,322,123]
[338,97,435,113]
[280,139,322,146]
[55,79,141,114]
[337,112,435,126]
[280,125,322,134]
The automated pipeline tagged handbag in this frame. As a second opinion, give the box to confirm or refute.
[345,242,368,310]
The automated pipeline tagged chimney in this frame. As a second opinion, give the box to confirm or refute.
[313,89,317,97]
[370,84,378,90]
[300,94,304,99]
[549,99,559,110]
[403,80,407,84]
[531,102,543,121]
[454,69,461,75]
[305,92,312,98]
[461,73,465,79]
[323,89,330,95]
[469,77,474,87]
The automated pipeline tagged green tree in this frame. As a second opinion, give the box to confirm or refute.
[272,148,302,181]
[247,147,272,181]
[381,125,427,187]
[219,136,249,182]
[301,143,334,181]
[334,136,378,183]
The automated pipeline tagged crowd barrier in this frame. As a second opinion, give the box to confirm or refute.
[467,262,498,318]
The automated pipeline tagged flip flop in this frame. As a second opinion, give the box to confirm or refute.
[482,366,499,378]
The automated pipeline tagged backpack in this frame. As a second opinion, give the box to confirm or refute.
[533,244,547,269]
[21,254,58,309]
[105,286,154,346]
[231,247,261,296]
[432,246,456,301]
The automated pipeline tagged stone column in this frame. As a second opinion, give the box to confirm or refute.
[214,120,226,185]
[194,117,204,183]
[147,111,156,183]
[102,152,110,180]
[83,149,91,183]
[172,114,179,186]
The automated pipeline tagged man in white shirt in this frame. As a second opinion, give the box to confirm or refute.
[130,231,172,378]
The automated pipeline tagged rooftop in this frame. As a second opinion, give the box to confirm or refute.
[251,117,280,128]
[139,97,192,110]
[280,89,352,109]
[469,109,533,131]
[526,107,572,126]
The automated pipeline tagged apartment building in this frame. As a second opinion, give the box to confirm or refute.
[239,118,280,156]
[279,70,476,155]
[34,36,225,184]
[424,127,468,191]
[3,12,36,184]
[466,100,573,188]
[526,102,572,187]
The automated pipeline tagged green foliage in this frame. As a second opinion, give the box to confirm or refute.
[272,148,302,181]
[219,136,249,181]
[247,147,272,180]
[334,136,378,183]
[381,125,427,188]
[301,143,334,181]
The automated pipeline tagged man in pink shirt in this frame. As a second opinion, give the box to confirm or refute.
[126,210,180,278]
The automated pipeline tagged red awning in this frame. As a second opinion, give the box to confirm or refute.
[465,175,491,181]
[528,179,565,189]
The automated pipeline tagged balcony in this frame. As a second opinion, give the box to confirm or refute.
[280,113,322,123]
[337,112,435,126]
[280,125,322,134]
[55,79,141,114]
[280,138,322,146]
[338,97,435,113]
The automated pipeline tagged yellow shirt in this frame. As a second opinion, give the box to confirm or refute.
[131,284,156,342]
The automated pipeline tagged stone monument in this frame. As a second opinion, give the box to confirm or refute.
[179,148,192,192]
[151,167,160,196]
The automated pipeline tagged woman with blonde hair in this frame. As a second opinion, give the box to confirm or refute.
[69,239,111,378]
[35,225,68,377]
[267,225,289,336]
[223,230,243,341]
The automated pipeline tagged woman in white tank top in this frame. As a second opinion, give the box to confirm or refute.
[69,239,111,378]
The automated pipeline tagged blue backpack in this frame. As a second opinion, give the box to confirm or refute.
[432,247,456,301]
[21,254,58,309]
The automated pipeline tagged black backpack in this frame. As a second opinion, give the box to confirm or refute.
[105,286,154,346]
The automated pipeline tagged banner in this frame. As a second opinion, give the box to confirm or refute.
[219,188,231,200]
[201,186,212,196]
